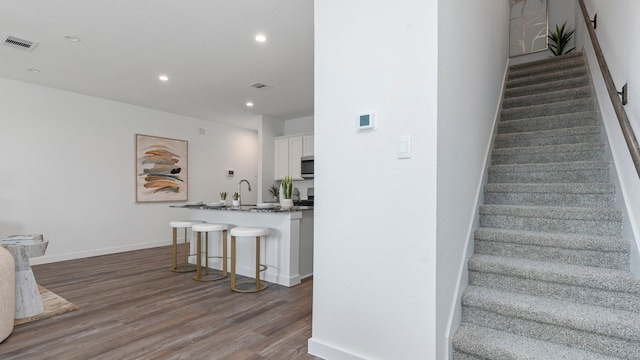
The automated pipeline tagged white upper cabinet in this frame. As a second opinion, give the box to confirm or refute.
[274,133,313,180]
[302,135,314,157]
[274,138,290,180]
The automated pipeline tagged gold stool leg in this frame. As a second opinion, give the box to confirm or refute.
[206,233,210,275]
[255,236,261,290]
[230,235,268,293]
[194,232,202,280]
[222,230,228,277]
[170,227,178,271]
[194,231,227,282]
[170,226,197,273]
[231,235,237,290]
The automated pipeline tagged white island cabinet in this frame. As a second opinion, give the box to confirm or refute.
[181,207,313,287]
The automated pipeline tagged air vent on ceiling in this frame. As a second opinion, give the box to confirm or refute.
[2,35,39,52]
[249,82,274,91]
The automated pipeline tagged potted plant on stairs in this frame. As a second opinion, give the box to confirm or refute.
[548,21,575,56]
[280,176,293,209]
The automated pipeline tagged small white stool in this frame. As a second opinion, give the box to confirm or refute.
[169,221,200,273]
[191,223,228,282]
[230,227,270,293]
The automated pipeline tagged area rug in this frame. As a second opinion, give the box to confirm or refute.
[14,285,79,326]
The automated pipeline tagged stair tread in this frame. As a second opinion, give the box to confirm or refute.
[493,142,604,155]
[504,76,590,99]
[474,227,628,251]
[462,286,640,341]
[479,204,622,221]
[502,86,592,109]
[495,125,600,141]
[498,111,599,133]
[469,254,640,294]
[501,99,595,121]
[485,183,615,194]
[509,52,583,71]
[453,323,620,360]
[489,160,609,172]
[503,97,593,111]
[506,67,589,89]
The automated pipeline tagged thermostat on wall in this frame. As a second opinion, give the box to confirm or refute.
[357,113,377,131]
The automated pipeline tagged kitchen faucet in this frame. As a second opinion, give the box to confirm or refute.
[237,179,251,206]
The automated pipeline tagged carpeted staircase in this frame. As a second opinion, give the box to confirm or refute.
[452,52,640,359]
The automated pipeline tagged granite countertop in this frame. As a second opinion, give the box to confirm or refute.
[171,203,313,213]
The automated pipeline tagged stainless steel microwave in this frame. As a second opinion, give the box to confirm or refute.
[301,156,314,178]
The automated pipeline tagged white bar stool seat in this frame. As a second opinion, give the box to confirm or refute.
[169,220,201,273]
[230,227,270,293]
[191,223,229,282]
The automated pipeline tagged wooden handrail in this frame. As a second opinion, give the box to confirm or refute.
[578,0,640,179]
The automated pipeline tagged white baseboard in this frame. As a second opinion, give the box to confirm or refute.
[29,239,173,265]
[308,338,368,360]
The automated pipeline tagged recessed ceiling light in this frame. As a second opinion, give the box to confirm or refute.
[158,75,169,82]
[27,68,41,73]
[64,36,81,42]
[255,34,267,43]
[246,102,254,107]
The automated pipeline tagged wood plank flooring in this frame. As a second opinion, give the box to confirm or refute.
[0,245,319,360]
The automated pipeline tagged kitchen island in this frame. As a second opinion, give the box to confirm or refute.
[172,204,313,287]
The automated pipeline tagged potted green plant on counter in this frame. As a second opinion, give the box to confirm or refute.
[220,191,227,205]
[269,184,280,203]
[232,192,240,207]
[280,176,293,209]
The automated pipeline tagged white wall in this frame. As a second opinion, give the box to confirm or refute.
[436,1,510,359]
[585,0,640,139]
[284,115,314,135]
[578,0,640,275]
[258,115,284,202]
[309,1,438,359]
[0,77,258,264]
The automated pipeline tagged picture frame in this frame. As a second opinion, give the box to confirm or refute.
[135,134,188,202]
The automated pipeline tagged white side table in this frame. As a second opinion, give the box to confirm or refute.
[1,240,49,319]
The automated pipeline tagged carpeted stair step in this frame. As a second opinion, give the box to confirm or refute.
[468,255,639,311]
[504,75,591,99]
[491,142,604,165]
[506,66,588,90]
[508,51,583,72]
[484,183,615,208]
[479,205,622,237]
[488,161,610,184]
[501,98,595,121]
[502,86,592,109]
[498,111,598,134]
[507,53,585,80]
[494,126,601,149]
[474,227,629,269]
[452,323,620,360]
[461,286,640,358]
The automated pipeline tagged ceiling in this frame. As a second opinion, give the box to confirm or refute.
[0,0,314,130]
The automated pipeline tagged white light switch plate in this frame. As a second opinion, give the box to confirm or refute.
[397,136,411,159]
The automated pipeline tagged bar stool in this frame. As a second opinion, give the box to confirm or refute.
[169,220,200,273]
[191,223,228,282]
[230,227,270,293]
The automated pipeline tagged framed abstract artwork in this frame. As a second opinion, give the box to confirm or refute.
[510,0,548,57]
[135,134,188,202]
